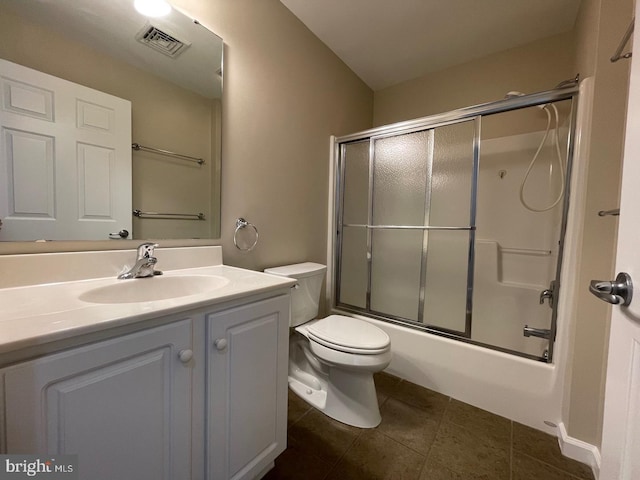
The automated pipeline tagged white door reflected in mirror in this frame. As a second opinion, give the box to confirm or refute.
[0,0,223,241]
[0,59,132,241]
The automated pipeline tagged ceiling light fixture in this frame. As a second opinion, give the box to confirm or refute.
[134,0,172,18]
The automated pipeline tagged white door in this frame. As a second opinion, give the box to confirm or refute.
[599,9,640,479]
[0,59,131,240]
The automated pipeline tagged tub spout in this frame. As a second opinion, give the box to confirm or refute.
[523,325,551,339]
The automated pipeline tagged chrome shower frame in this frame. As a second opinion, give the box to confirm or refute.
[330,85,580,363]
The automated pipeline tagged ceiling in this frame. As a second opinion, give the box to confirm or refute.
[280,0,582,91]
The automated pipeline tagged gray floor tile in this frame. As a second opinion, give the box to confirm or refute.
[443,399,511,448]
[263,435,333,480]
[425,421,509,479]
[276,376,595,480]
[374,371,402,405]
[387,380,449,418]
[513,451,587,480]
[287,389,312,427]
[325,429,426,480]
[288,409,361,465]
[420,462,495,479]
[513,423,594,479]
[376,397,441,455]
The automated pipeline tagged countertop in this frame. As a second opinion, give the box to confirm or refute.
[0,265,295,356]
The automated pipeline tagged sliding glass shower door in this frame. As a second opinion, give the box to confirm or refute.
[337,119,478,337]
[332,91,578,362]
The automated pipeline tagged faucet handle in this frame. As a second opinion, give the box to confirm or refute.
[137,242,158,259]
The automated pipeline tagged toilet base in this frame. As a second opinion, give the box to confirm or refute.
[288,367,382,428]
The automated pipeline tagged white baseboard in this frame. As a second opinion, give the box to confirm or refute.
[557,422,601,479]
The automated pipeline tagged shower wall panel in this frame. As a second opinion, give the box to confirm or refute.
[477,132,562,268]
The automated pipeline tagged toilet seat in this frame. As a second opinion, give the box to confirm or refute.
[304,315,390,355]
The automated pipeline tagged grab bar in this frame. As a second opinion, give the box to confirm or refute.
[598,209,620,216]
[611,18,634,62]
[132,143,205,165]
[342,224,474,231]
[500,247,552,256]
[133,209,205,220]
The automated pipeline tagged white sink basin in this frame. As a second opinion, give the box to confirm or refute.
[79,275,230,304]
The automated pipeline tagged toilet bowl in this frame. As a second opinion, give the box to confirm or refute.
[265,263,391,428]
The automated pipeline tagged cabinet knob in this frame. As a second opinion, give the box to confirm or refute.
[178,349,193,363]
[214,338,228,351]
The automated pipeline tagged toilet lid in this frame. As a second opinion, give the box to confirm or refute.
[306,315,390,354]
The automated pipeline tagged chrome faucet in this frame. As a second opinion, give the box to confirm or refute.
[539,280,555,308]
[118,242,163,279]
[539,289,553,305]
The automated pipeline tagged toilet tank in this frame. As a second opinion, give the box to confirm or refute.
[264,262,327,326]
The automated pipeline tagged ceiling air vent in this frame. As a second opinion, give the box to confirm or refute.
[136,24,191,58]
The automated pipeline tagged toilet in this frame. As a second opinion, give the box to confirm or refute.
[264,262,391,428]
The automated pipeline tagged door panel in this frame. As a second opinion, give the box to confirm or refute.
[3,320,193,480]
[0,58,132,240]
[207,295,289,480]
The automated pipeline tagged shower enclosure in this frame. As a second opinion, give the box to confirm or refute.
[331,87,578,362]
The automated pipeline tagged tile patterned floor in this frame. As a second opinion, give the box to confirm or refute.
[264,372,595,480]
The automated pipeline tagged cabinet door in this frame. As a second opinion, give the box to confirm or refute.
[4,319,193,480]
[207,295,290,480]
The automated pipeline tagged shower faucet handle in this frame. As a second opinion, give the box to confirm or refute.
[539,280,555,308]
[539,289,553,306]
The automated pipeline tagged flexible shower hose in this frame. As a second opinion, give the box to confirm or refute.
[519,104,565,212]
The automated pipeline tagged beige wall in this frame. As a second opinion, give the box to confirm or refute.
[0,6,220,240]
[565,0,632,448]
[171,0,373,271]
[373,32,576,127]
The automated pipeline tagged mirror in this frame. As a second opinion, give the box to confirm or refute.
[0,0,222,241]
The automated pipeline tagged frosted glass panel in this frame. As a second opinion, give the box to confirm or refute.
[370,229,423,321]
[372,130,434,226]
[338,226,368,308]
[342,141,370,225]
[430,121,476,227]
[423,231,470,333]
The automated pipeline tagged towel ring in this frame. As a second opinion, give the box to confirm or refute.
[234,218,259,251]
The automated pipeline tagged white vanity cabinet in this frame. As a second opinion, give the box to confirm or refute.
[207,294,290,480]
[0,290,291,480]
[2,318,195,480]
